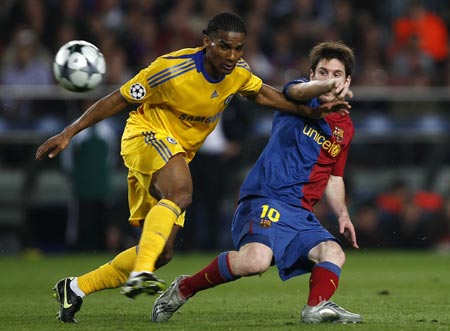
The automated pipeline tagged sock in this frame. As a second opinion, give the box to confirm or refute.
[133,199,181,272]
[178,252,239,299]
[77,246,137,295]
[70,278,85,298]
[307,261,341,306]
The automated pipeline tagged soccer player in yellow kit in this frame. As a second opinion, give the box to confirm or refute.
[35,12,350,323]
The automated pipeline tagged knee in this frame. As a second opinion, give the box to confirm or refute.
[244,258,270,275]
[173,191,192,211]
[322,241,346,267]
[233,245,272,275]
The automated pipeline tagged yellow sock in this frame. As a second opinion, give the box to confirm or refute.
[78,246,137,295]
[133,199,181,272]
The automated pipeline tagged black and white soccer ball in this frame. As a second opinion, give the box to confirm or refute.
[53,40,106,92]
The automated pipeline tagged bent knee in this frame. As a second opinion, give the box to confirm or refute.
[244,259,271,275]
[234,244,272,275]
[310,241,346,267]
[173,192,192,211]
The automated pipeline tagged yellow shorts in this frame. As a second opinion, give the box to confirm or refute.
[121,130,187,227]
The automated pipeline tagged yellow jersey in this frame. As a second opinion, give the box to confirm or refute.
[119,47,263,160]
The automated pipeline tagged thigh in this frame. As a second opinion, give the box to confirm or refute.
[231,198,299,260]
[150,153,192,203]
[122,130,191,223]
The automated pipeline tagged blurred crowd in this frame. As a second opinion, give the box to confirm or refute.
[1,0,450,89]
[316,178,450,251]
[0,0,449,253]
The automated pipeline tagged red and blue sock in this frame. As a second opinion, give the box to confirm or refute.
[179,252,239,299]
[307,261,341,306]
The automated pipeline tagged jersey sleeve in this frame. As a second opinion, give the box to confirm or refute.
[282,78,308,103]
[120,67,152,104]
[331,122,354,176]
[119,59,166,104]
[236,59,263,96]
[332,147,350,176]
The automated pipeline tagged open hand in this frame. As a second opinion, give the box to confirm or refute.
[35,131,71,160]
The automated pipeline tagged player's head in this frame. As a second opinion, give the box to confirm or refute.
[203,12,247,78]
[309,41,355,103]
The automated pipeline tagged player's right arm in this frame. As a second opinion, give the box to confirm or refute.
[35,90,129,160]
[249,83,350,119]
[287,77,352,101]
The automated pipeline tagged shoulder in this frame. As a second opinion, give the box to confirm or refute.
[150,47,202,68]
[143,48,204,87]
[326,113,354,136]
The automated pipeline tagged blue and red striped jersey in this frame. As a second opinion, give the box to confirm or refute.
[239,78,354,211]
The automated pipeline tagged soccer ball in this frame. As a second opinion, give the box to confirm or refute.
[53,40,106,92]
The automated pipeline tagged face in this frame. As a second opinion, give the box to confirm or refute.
[310,58,349,103]
[203,30,246,79]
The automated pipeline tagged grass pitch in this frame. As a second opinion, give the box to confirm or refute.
[0,250,449,331]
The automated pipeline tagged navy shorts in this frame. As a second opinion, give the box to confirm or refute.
[231,197,340,281]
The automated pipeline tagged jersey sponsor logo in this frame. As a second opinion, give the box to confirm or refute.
[303,124,342,157]
[178,112,221,124]
[130,83,146,100]
[210,90,219,98]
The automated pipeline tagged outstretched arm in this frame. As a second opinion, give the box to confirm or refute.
[288,77,353,101]
[35,89,129,160]
[324,175,359,249]
[247,84,350,119]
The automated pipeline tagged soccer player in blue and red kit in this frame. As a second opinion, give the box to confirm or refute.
[152,41,362,324]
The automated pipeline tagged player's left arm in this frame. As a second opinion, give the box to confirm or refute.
[324,175,359,249]
[247,84,350,119]
[35,90,128,160]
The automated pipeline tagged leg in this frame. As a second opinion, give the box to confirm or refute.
[136,153,192,271]
[301,240,361,323]
[53,225,183,323]
[122,154,192,297]
[53,246,138,323]
[151,243,273,322]
[155,225,182,269]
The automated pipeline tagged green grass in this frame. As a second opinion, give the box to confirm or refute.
[0,250,449,330]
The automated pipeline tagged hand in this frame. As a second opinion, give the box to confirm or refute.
[35,131,72,160]
[327,77,353,100]
[338,214,359,249]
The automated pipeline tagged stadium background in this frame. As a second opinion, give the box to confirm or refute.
[0,0,449,254]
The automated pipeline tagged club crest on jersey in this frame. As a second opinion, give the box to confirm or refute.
[259,219,272,228]
[333,126,344,143]
[166,137,177,144]
[224,94,235,105]
[130,83,146,100]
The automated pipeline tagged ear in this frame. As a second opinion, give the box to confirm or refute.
[203,34,211,48]
[309,69,314,80]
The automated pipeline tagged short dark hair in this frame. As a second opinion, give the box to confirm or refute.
[203,12,247,36]
[309,41,355,77]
